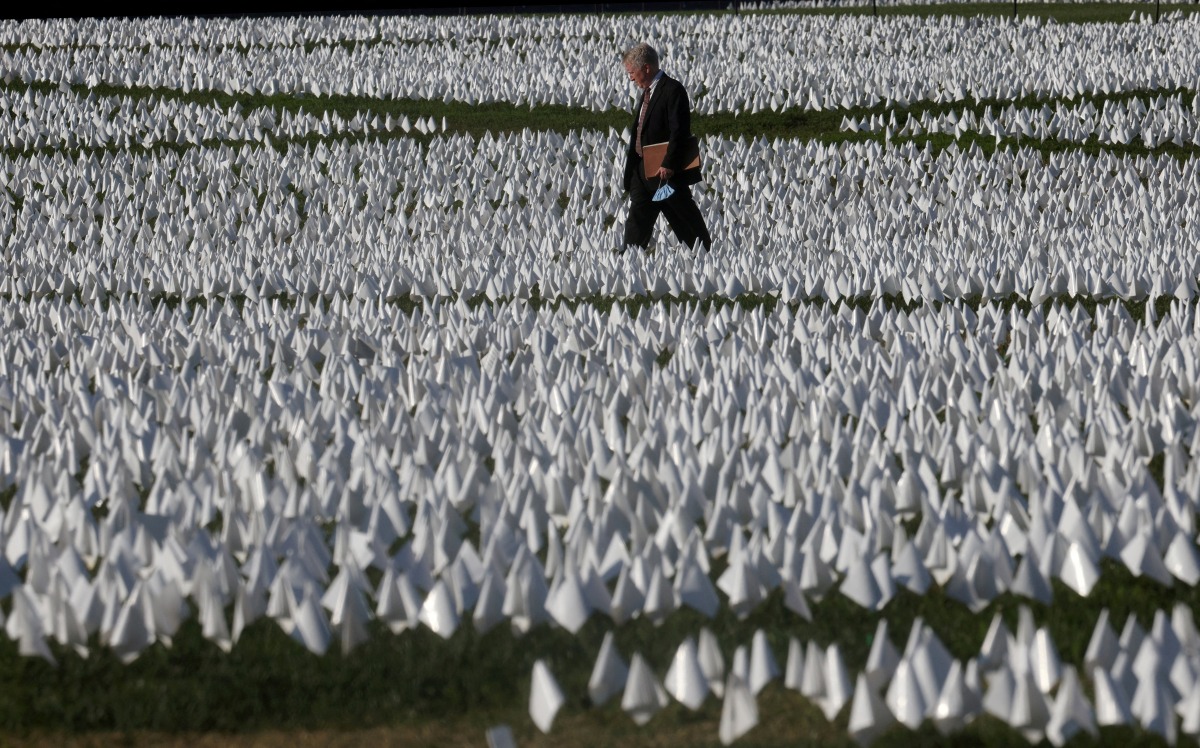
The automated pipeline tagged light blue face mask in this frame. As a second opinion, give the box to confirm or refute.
[652,179,675,202]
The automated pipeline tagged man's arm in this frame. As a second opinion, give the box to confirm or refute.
[624,96,641,191]
[661,79,691,179]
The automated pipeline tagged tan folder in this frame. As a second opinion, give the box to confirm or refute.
[642,136,701,181]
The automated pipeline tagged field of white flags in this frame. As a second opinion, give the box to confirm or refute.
[2,6,1200,746]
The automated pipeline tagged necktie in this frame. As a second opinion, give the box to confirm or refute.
[635,88,650,156]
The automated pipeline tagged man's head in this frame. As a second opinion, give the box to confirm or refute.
[622,43,659,90]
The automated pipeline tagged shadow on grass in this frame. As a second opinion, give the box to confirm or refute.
[1,561,1197,737]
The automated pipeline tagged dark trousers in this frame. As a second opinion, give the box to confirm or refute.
[623,168,712,250]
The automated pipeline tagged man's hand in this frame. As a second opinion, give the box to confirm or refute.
[656,167,674,181]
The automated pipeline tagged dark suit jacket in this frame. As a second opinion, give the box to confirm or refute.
[623,73,702,191]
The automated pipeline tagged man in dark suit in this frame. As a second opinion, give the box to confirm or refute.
[621,43,712,252]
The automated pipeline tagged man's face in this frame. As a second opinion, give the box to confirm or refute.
[625,62,655,90]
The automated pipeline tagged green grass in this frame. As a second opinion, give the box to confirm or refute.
[0,78,1196,165]
[0,561,1195,737]
[0,287,1193,742]
[0,289,1180,330]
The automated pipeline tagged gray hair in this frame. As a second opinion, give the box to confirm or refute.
[622,42,659,70]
